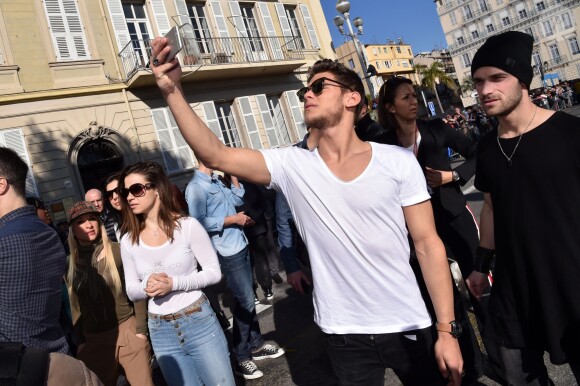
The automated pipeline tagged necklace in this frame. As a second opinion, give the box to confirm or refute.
[496,106,537,168]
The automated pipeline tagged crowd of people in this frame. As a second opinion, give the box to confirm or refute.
[1,29,580,386]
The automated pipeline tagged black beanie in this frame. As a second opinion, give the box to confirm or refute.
[471,31,534,88]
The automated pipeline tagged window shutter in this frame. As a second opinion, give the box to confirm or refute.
[275,3,294,50]
[201,102,225,143]
[228,1,248,38]
[173,0,196,42]
[299,4,319,49]
[105,0,131,53]
[257,2,283,60]
[209,1,231,53]
[43,0,90,60]
[284,91,306,138]
[152,108,195,173]
[0,129,39,197]
[237,97,263,149]
[256,94,279,147]
[151,0,171,36]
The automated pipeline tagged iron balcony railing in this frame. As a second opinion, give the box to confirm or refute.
[543,55,568,69]
[118,35,304,80]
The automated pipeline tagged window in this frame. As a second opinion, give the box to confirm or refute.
[240,6,264,53]
[372,48,378,55]
[285,7,305,49]
[471,29,479,39]
[151,108,195,172]
[256,95,291,147]
[461,53,471,68]
[188,4,212,54]
[408,48,411,55]
[549,44,561,62]
[123,3,152,67]
[543,21,553,36]
[0,129,38,197]
[450,11,457,26]
[457,36,465,45]
[532,51,542,68]
[519,9,527,19]
[215,102,242,148]
[569,37,580,55]
[43,0,90,61]
[396,47,401,53]
[486,23,495,33]
[562,13,573,30]
[463,5,473,20]
[478,0,489,12]
[284,91,306,137]
[536,1,546,11]
[524,28,534,39]
[402,61,409,68]
[383,47,387,53]
[348,59,355,69]
[502,15,511,26]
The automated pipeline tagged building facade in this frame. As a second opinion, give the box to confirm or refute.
[335,38,419,98]
[414,49,458,83]
[0,0,333,222]
[435,0,580,104]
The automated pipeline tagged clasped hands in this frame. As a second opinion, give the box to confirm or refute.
[146,273,173,298]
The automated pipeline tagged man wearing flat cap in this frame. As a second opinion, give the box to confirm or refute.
[467,31,580,384]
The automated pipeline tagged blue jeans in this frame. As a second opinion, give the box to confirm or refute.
[218,246,264,362]
[325,327,447,386]
[148,297,235,386]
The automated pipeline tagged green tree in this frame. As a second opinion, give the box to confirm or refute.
[460,76,475,97]
[415,62,457,114]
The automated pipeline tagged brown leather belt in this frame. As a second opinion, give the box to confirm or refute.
[148,294,206,321]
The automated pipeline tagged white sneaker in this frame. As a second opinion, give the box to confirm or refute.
[235,360,263,380]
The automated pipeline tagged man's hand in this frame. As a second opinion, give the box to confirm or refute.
[466,271,489,300]
[150,37,182,95]
[425,167,453,188]
[146,273,173,297]
[434,333,463,386]
[287,270,311,295]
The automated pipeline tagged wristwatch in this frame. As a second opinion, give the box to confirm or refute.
[436,321,462,338]
[452,170,460,182]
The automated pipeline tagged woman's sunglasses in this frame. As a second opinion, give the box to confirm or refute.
[105,187,120,200]
[120,183,156,199]
[297,77,353,102]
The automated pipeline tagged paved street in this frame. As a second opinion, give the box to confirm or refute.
[214,106,580,386]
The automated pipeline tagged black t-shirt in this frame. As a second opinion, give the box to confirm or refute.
[475,111,580,364]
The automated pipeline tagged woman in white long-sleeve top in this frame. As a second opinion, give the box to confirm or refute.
[118,161,235,386]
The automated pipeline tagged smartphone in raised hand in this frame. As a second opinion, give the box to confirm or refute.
[163,26,183,63]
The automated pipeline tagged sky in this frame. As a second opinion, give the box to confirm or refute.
[320,0,448,55]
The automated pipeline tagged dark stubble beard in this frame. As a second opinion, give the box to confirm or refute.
[485,87,523,117]
[305,103,343,129]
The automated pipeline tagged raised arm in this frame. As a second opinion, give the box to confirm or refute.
[150,37,271,185]
[404,200,463,386]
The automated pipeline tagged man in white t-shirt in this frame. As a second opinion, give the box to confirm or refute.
[149,37,463,385]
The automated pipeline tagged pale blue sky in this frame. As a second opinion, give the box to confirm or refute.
[320,0,448,54]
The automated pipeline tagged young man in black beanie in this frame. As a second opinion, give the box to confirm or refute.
[467,30,580,384]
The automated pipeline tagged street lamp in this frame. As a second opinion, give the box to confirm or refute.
[334,0,375,98]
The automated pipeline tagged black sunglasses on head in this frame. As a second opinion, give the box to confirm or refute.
[105,187,120,199]
[297,77,354,102]
[120,183,156,199]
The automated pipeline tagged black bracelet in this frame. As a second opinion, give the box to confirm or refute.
[474,246,495,273]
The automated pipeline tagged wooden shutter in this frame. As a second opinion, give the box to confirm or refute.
[257,2,283,60]
[201,102,225,143]
[173,0,196,42]
[228,1,248,38]
[105,0,131,53]
[275,3,294,50]
[299,4,319,49]
[209,1,231,53]
[256,94,279,147]
[151,0,171,36]
[284,91,306,138]
[0,129,39,197]
[236,97,263,149]
[152,109,180,172]
[44,0,90,60]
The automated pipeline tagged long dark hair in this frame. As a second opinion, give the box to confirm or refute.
[377,76,414,132]
[102,171,123,224]
[118,162,183,244]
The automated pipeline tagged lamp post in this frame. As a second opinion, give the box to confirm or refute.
[333,0,375,99]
